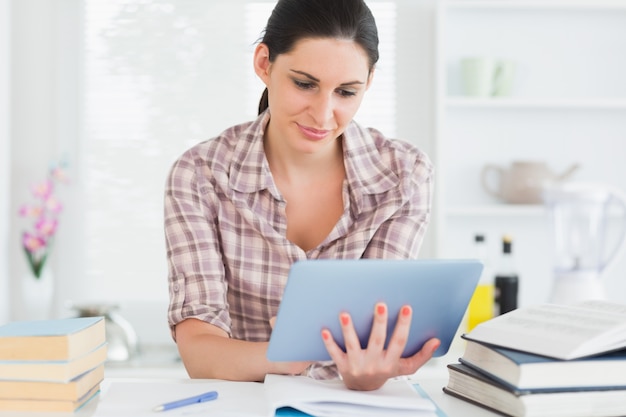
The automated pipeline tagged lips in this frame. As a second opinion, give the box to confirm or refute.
[297,124,331,141]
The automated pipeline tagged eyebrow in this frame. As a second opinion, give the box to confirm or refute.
[289,69,365,86]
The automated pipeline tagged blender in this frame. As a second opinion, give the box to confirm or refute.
[543,182,626,304]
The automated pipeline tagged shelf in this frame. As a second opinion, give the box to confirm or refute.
[446,0,626,11]
[446,205,548,217]
[445,97,626,110]
[446,204,626,218]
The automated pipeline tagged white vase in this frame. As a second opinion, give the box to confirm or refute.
[20,267,55,321]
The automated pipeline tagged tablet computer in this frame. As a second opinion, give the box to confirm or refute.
[267,259,482,362]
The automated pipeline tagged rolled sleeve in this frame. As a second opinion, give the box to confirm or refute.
[164,151,231,338]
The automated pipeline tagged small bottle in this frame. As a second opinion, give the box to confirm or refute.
[467,234,494,331]
[495,234,519,315]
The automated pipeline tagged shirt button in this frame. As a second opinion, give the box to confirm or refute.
[173,284,180,292]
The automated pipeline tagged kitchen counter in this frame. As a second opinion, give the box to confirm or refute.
[103,344,187,378]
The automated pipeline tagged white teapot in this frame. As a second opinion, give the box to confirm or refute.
[481,161,579,204]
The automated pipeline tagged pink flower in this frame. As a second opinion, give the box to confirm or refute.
[20,158,69,279]
[19,204,43,218]
[32,180,53,200]
[22,232,46,253]
[35,217,58,237]
[50,166,70,183]
[45,196,63,213]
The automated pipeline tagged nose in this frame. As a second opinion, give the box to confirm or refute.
[310,92,334,125]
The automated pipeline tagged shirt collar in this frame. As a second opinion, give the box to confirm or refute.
[341,121,399,196]
[228,111,399,200]
[228,111,280,198]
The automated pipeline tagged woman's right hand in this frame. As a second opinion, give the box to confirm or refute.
[320,303,440,391]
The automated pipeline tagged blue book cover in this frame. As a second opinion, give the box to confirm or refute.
[0,317,106,362]
[459,336,626,391]
[275,383,447,417]
[0,316,103,338]
[445,363,626,417]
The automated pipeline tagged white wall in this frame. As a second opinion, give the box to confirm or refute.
[8,0,626,345]
[7,0,438,344]
[396,0,437,258]
[0,0,10,325]
[9,0,60,321]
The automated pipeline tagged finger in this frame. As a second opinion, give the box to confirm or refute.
[338,312,362,354]
[385,305,413,359]
[366,302,388,352]
[398,337,441,376]
[321,328,347,364]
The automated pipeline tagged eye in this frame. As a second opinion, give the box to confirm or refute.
[336,89,357,98]
[294,79,315,90]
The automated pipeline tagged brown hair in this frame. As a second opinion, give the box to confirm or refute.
[257,0,379,114]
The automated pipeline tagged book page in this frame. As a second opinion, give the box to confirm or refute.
[264,375,437,417]
[575,300,626,315]
[465,301,626,359]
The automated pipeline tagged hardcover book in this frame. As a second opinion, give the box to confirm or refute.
[444,363,626,417]
[464,300,626,360]
[459,338,626,390]
[0,363,104,401]
[0,384,100,412]
[0,343,107,382]
[0,316,106,361]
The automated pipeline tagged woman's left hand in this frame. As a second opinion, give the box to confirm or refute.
[320,303,440,391]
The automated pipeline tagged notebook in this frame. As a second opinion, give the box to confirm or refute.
[267,259,482,362]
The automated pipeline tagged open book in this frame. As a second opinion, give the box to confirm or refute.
[93,377,442,417]
[464,300,626,360]
[264,374,439,417]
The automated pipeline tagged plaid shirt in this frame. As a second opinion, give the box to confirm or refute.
[164,110,433,379]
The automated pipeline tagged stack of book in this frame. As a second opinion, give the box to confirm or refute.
[0,316,107,412]
[444,300,626,417]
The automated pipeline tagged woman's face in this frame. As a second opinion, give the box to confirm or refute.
[254,37,373,154]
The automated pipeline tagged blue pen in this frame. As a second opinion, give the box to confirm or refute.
[152,391,218,412]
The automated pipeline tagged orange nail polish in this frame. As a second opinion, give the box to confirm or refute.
[377,304,386,315]
[340,314,350,326]
[322,330,330,341]
[401,306,411,317]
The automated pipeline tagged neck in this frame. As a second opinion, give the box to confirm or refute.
[264,131,344,187]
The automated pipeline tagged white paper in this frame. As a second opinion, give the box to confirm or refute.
[264,374,438,417]
[93,377,441,417]
[466,300,626,359]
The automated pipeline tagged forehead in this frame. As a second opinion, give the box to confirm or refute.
[275,37,371,80]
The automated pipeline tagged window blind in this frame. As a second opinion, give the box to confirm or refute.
[82,0,396,301]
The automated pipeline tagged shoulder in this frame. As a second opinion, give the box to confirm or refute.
[344,122,434,190]
[167,119,259,184]
[173,121,255,169]
[368,126,433,183]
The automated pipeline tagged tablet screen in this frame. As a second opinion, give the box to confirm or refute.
[267,259,482,362]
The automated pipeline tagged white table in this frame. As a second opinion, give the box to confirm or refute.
[0,375,498,417]
[0,345,499,417]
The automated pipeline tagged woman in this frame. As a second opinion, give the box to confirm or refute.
[164,0,439,391]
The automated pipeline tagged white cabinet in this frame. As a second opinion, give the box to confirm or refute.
[433,0,626,306]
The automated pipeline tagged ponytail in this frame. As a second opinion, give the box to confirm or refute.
[258,88,269,115]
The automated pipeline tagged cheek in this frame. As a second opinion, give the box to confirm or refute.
[272,87,308,113]
[336,99,364,123]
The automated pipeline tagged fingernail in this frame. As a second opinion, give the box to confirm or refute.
[322,330,330,341]
[377,303,386,315]
[401,306,411,317]
[340,313,350,326]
